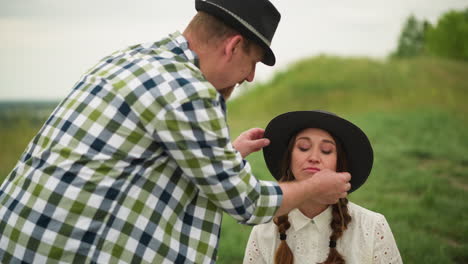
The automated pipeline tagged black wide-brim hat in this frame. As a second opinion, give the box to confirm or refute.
[263,111,374,193]
[195,0,280,66]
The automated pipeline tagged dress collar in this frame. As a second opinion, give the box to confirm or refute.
[289,207,332,234]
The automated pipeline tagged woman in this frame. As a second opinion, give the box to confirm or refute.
[243,111,402,264]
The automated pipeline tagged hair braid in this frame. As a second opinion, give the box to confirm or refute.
[273,215,294,264]
[320,198,352,264]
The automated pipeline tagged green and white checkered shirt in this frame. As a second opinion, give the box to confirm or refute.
[0,31,282,263]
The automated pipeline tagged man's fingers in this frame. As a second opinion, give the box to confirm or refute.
[248,128,265,140]
[339,172,351,182]
[251,138,270,149]
[345,182,351,192]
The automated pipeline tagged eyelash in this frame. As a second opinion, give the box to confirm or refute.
[298,147,333,155]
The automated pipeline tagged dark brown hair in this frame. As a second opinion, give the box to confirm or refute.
[274,129,352,264]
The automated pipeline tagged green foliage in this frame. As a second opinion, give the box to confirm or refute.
[426,8,468,61]
[392,15,428,58]
[393,8,468,61]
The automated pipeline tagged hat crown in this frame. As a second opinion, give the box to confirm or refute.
[203,0,280,42]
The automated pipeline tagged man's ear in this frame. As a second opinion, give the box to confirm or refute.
[223,34,243,61]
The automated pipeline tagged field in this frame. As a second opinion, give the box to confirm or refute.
[1,56,467,263]
[223,56,468,263]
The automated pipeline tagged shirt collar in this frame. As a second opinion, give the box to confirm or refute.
[166,31,225,106]
[167,31,200,68]
[289,207,332,234]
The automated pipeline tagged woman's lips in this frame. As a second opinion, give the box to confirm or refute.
[304,167,321,173]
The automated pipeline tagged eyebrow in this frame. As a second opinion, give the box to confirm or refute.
[296,137,336,145]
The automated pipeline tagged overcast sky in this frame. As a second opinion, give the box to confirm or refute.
[1,0,467,101]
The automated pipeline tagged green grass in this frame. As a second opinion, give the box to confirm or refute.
[227,56,468,131]
[218,110,468,264]
[0,102,56,179]
[218,56,468,264]
[1,56,467,263]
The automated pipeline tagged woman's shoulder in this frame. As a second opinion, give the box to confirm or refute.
[348,201,386,224]
[345,202,390,248]
[249,218,278,246]
[252,218,277,233]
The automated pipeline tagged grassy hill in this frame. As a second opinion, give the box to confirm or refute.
[228,55,468,130]
[0,101,58,178]
[1,56,467,263]
[219,56,468,264]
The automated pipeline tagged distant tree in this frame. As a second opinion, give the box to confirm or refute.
[425,8,468,61]
[392,15,428,58]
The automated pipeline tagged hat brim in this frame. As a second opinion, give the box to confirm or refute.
[195,1,276,66]
[263,111,373,193]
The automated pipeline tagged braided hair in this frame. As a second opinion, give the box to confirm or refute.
[273,131,352,264]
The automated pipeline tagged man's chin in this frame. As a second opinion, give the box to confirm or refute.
[219,86,235,100]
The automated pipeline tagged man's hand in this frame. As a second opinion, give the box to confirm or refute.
[304,169,351,205]
[232,128,270,158]
[275,169,351,217]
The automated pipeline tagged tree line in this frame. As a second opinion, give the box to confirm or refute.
[392,7,468,61]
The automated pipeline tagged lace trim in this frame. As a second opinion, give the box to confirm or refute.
[244,235,265,263]
[372,215,403,263]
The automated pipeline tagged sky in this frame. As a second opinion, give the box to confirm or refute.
[0,0,467,101]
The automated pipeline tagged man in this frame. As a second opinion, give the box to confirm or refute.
[0,0,351,263]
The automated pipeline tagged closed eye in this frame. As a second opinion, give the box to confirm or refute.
[299,147,309,152]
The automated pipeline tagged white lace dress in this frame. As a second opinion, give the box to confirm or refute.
[243,202,402,264]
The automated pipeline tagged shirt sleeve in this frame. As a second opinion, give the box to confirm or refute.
[152,87,282,225]
[243,226,267,264]
[372,214,403,264]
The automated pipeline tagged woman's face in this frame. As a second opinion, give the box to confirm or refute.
[290,128,337,181]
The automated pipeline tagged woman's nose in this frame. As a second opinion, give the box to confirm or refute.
[308,150,320,163]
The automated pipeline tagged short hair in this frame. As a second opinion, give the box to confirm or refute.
[185,11,253,52]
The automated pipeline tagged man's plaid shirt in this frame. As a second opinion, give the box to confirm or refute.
[0,31,282,263]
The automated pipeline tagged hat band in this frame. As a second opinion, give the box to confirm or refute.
[201,0,271,47]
